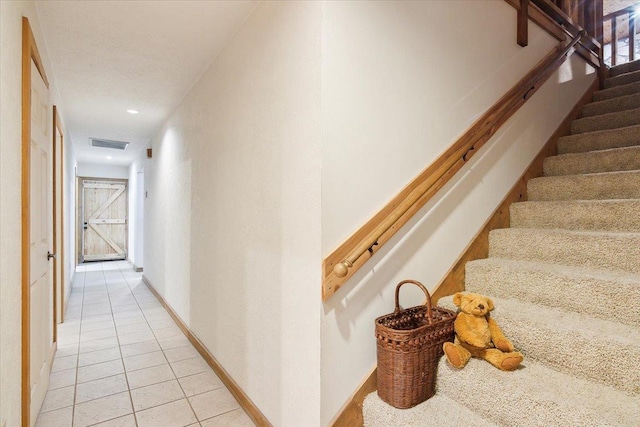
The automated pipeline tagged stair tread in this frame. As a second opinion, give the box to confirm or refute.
[527,169,640,201]
[438,294,640,393]
[558,124,640,154]
[438,358,640,426]
[363,393,498,427]
[510,198,640,232]
[543,145,640,176]
[570,107,640,134]
[581,92,640,117]
[489,227,640,274]
[609,59,640,77]
[593,80,640,101]
[465,257,640,328]
[604,68,640,88]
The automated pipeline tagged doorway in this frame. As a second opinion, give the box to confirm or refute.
[78,178,128,262]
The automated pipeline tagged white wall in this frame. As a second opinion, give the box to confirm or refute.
[63,138,77,308]
[319,1,596,424]
[144,2,322,425]
[0,2,74,425]
[77,161,129,179]
[128,151,146,270]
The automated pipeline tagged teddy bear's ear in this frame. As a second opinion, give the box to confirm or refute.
[453,292,463,307]
[486,297,495,311]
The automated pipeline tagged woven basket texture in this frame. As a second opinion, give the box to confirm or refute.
[375,280,456,409]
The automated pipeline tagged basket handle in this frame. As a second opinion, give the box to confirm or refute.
[394,280,433,324]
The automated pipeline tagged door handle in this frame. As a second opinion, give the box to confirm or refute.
[47,251,57,260]
[83,221,88,230]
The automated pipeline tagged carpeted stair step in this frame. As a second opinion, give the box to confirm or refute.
[604,69,640,89]
[609,59,640,76]
[464,258,640,327]
[557,124,640,154]
[581,92,640,117]
[592,80,640,101]
[570,107,640,134]
[437,295,640,394]
[527,170,640,201]
[489,228,640,274]
[363,393,498,427]
[364,358,640,427]
[543,146,640,176]
[509,199,640,232]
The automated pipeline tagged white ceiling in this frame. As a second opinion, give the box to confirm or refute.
[36,0,257,166]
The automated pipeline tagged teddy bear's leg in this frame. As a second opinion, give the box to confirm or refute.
[482,349,523,371]
[443,342,471,369]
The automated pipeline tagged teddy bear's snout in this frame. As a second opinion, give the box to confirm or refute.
[477,304,485,310]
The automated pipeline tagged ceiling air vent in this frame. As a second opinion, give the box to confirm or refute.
[90,138,129,150]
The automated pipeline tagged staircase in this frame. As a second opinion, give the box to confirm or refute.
[363,60,640,426]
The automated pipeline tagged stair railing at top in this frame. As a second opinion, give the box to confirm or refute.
[322,2,603,301]
[603,4,638,66]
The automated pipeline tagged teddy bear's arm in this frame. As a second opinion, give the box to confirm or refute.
[455,314,491,348]
[488,317,514,352]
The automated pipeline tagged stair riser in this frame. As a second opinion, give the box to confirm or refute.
[592,81,640,101]
[465,260,640,327]
[570,109,640,134]
[435,358,640,426]
[558,125,640,154]
[604,70,640,88]
[510,201,640,232]
[489,229,640,274]
[494,309,640,394]
[609,60,640,77]
[527,172,640,201]
[581,93,640,117]
[543,147,640,176]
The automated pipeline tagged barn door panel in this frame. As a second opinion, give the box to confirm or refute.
[82,179,127,261]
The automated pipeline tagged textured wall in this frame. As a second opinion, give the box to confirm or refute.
[144,2,322,425]
[77,161,129,179]
[0,2,59,425]
[319,1,596,423]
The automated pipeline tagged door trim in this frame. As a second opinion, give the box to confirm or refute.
[53,106,65,328]
[22,17,50,427]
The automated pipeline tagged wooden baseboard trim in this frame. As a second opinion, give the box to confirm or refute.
[141,275,272,427]
[431,76,599,303]
[329,365,377,427]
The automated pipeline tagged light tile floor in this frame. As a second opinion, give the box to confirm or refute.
[35,261,254,427]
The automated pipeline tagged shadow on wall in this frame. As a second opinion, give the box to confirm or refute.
[322,117,534,341]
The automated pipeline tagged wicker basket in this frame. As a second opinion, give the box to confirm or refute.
[375,280,456,409]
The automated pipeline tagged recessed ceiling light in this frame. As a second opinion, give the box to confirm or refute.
[106,156,112,160]
[127,109,139,114]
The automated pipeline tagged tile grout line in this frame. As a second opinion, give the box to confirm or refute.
[119,263,202,425]
[70,263,88,427]
[106,261,140,427]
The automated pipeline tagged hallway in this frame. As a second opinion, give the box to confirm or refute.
[35,262,253,427]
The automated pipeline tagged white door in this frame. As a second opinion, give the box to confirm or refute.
[29,59,53,424]
[82,179,128,261]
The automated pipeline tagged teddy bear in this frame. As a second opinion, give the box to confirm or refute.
[442,292,523,371]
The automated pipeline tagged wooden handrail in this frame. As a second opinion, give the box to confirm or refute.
[530,0,601,53]
[322,31,588,300]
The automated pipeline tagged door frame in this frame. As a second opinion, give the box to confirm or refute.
[53,106,65,328]
[78,177,129,263]
[22,17,52,427]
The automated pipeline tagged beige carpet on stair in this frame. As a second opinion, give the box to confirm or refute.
[364,60,640,426]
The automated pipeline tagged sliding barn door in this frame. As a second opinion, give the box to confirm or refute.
[81,179,127,261]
